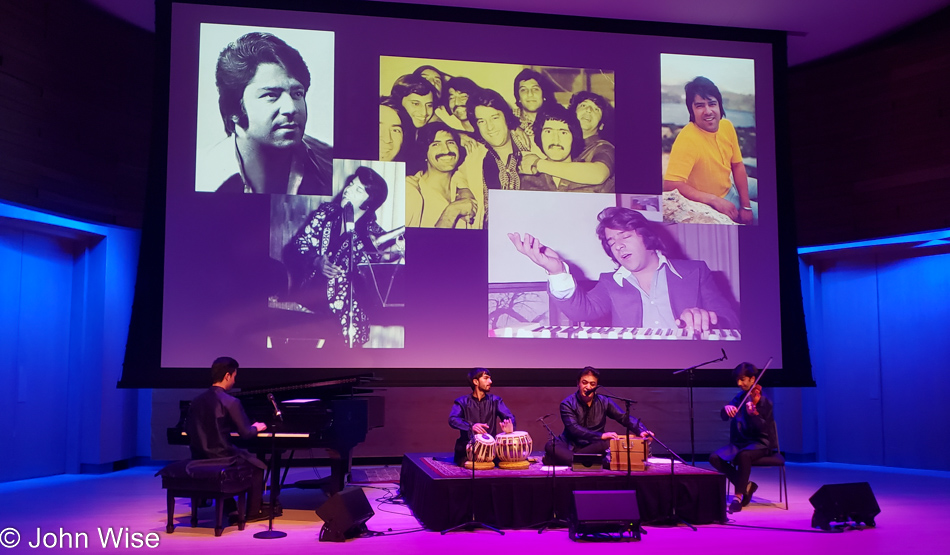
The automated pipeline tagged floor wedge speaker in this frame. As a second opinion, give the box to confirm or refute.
[809,482,880,530]
[569,490,641,541]
[315,487,375,541]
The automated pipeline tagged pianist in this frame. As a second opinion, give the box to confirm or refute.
[507,206,738,332]
[448,368,516,465]
[187,357,269,521]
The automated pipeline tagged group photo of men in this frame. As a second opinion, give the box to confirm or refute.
[379,56,617,230]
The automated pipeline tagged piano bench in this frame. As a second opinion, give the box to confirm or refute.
[157,459,256,537]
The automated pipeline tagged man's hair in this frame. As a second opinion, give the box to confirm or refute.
[390,73,437,104]
[684,76,726,123]
[345,166,389,214]
[211,356,239,384]
[469,88,520,137]
[513,69,556,111]
[732,362,757,382]
[215,32,311,136]
[442,76,481,112]
[380,96,414,162]
[417,121,467,169]
[468,367,490,390]
[532,103,584,159]
[595,207,663,262]
[578,366,600,382]
[413,65,449,94]
[568,91,614,145]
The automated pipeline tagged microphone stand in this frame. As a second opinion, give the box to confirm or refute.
[585,391,649,539]
[255,399,287,539]
[673,348,728,465]
[346,212,356,349]
[532,417,569,533]
[441,432,503,535]
[645,426,696,531]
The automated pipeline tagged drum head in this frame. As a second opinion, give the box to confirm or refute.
[474,433,495,445]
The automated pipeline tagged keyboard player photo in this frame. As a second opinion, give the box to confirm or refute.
[507,206,738,335]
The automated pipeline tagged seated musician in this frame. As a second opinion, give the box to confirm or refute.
[508,206,738,332]
[709,362,775,513]
[543,367,652,466]
[186,357,269,521]
[448,368,515,465]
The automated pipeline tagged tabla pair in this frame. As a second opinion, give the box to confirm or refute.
[465,431,534,470]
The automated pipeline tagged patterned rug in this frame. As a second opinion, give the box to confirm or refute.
[421,454,715,479]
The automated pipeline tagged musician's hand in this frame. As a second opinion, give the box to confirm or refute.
[601,432,620,441]
[738,208,754,225]
[640,430,654,441]
[676,307,718,332]
[472,423,489,435]
[253,422,267,433]
[725,405,739,418]
[709,196,739,221]
[501,418,514,434]
[317,255,344,279]
[507,232,565,275]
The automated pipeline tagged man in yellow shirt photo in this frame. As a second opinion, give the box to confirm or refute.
[663,76,757,225]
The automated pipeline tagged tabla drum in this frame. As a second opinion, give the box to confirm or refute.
[495,431,533,470]
[464,433,496,470]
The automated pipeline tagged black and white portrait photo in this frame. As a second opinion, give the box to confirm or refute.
[194,24,335,195]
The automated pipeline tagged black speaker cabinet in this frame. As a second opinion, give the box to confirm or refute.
[809,482,880,530]
[569,490,641,541]
[315,487,375,542]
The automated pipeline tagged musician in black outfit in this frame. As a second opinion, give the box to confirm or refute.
[448,368,515,465]
[187,356,269,521]
[543,367,652,466]
[708,362,774,513]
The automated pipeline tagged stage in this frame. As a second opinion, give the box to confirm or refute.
[399,452,726,530]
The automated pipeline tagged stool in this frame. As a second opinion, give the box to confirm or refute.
[157,459,256,536]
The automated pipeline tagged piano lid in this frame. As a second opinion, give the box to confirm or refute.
[235,373,378,398]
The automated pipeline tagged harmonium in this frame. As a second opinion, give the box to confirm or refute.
[608,437,650,471]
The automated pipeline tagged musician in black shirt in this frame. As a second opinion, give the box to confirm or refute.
[187,357,269,520]
[448,368,516,465]
[543,367,652,466]
[708,362,774,513]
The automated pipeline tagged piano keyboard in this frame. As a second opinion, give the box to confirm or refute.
[495,325,741,340]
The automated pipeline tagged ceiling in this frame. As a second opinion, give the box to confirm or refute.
[87,0,950,66]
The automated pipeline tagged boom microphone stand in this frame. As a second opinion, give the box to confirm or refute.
[646,426,696,531]
[441,432,504,535]
[532,415,569,533]
[673,348,728,465]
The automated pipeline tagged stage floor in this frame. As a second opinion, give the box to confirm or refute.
[400,452,726,529]
[1,461,948,553]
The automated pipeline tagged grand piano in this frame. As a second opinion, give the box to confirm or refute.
[167,374,384,510]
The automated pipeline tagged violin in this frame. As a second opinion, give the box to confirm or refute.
[745,384,762,416]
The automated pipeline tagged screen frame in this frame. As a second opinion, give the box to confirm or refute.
[120,0,812,389]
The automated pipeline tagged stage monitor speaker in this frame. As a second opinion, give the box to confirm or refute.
[315,487,375,542]
[809,482,880,530]
[569,490,641,541]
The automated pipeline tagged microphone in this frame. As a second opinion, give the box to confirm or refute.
[721,348,728,361]
[266,393,283,422]
[342,202,355,233]
[536,413,552,422]
[589,385,601,394]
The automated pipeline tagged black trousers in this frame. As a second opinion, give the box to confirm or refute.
[543,438,610,466]
[708,444,769,496]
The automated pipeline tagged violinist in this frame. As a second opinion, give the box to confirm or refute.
[708,362,774,514]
